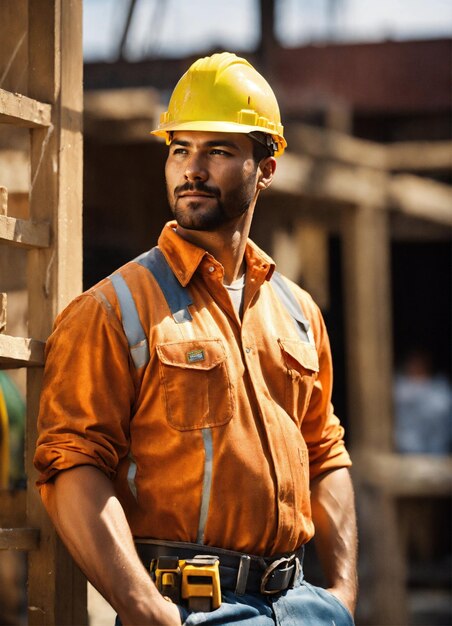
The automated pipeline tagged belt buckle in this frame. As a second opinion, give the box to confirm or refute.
[260,555,297,595]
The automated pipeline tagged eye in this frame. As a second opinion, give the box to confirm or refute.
[172,147,188,155]
[210,148,231,156]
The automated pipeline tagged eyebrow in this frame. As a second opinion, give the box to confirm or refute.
[171,139,240,150]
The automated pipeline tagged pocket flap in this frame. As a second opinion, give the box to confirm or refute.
[278,338,319,373]
[156,339,227,371]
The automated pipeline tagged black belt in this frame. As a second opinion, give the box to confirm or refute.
[135,539,303,596]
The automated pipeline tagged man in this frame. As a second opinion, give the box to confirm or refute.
[35,52,357,625]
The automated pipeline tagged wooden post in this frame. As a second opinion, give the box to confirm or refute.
[26,1,85,624]
[341,204,408,625]
[297,221,329,311]
[341,204,393,449]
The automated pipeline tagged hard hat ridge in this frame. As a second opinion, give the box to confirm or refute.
[151,52,287,156]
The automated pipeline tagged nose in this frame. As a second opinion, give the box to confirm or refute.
[184,153,208,182]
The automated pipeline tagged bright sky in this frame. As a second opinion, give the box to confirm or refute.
[83,0,452,61]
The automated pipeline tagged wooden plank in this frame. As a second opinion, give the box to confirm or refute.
[276,152,452,226]
[0,490,27,526]
[0,527,40,551]
[275,153,388,207]
[287,124,388,169]
[287,124,452,172]
[354,451,452,497]
[0,214,50,248]
[387,140,452,171]
[0,88,51,127]
[0,334,45,367]
[0,187,7,215]
[389,175,452,226]
[0,293,6,333]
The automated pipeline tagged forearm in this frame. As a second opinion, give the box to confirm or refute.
[310,467,358,614]
[42,465,180,625]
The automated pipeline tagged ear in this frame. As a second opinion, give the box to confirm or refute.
[257,157,277,191]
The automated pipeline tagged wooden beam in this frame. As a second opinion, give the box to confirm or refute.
[276,152,452,229]
[342,206,407,626]
[341,205,394,448]
[287,124,452,172]
[0,334,45,367]
[287,124,387,169]
[0,527,40,551]
[389,174,452,226]
[0,88,51,127]
[27,1,86,624]
[0,215,50,248]
[276,153,388,207]
[84,87,159,120]
[386,140,452,172]
[354,451,452,497]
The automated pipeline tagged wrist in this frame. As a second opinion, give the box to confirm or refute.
[119,592,182,626]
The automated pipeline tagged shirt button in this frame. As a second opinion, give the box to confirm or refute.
[245,347,251,353]
[208,266,215,273]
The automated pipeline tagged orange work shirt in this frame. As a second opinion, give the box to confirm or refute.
[35,222,351,556]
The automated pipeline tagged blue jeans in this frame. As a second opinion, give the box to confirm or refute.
[115,576,354,625]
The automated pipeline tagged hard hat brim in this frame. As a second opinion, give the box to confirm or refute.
[150,120,286,156]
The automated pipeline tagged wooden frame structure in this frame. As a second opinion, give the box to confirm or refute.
[270,125,452,626]
[0,1,85,623]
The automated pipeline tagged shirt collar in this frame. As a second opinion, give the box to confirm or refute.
[157,220,276,286]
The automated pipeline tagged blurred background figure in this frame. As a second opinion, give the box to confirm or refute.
[394,350,452,455]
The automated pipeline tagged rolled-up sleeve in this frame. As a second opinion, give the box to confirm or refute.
[34,289,135,486]
[300,297,352,480]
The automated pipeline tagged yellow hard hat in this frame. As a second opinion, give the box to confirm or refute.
[151,52,287,156]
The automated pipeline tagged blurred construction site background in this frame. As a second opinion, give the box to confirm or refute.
[0,1,451,624]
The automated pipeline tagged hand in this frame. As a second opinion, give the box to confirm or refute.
[327,586,356,616]
[121,597,182,626]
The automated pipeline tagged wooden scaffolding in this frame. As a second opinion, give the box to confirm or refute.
[269,125,452,625]
[0,1,86,624]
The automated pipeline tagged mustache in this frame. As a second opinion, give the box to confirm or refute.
[174,181,220,197]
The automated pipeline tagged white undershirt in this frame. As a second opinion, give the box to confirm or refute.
[224,273,246,318]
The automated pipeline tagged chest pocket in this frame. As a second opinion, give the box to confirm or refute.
[156,338,234,431]
[278,338,319,426]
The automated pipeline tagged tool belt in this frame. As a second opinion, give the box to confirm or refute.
[136,539,302,603]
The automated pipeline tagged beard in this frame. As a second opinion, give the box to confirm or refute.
[167,177,256,232]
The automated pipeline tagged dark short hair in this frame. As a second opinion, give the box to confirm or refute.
[248,131,276,163]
